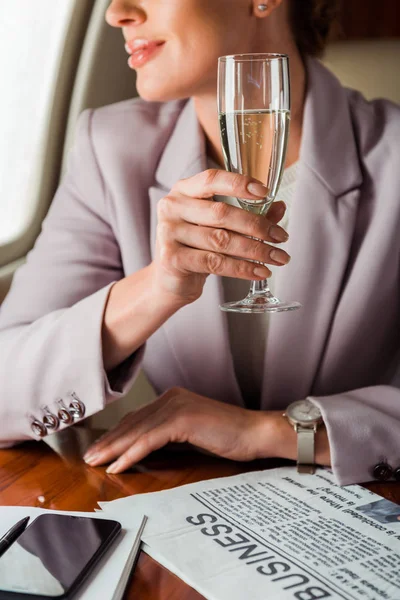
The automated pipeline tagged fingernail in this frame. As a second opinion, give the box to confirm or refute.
[253,266,271,278]
[84,452,99,464]
[270,225,289,243]
[270,249,290,265]
[106,461,120,474]
[247,182,268,197]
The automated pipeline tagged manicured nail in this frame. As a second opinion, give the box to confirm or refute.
[106,461,121,474]
[270,249,290,265]
[270,225,289,243]
[253,266,271,278]
[247,182,268,197]
[84,452,99,464]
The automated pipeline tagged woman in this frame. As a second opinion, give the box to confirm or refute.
[0,0,399,486]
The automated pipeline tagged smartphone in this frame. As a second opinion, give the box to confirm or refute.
[0,514,121,599]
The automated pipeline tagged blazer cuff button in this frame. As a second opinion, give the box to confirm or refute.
[68,394,85,420]
[31,420,47,437]
[41,407,60,431]
[56,399,74,425]
[373,462,393,481]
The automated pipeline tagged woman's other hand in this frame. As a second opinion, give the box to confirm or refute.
[151,169,290,305]
[83,387,285,473]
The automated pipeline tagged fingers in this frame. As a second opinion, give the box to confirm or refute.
[83,399,164,465]
[160,242,272,280]
[158,195,288,244]
[105,425,173,474]
[153,171,289,301]
[170,222,290,268]
[266,201,286,225]
[83,390,189,469]
[174,168,269,201]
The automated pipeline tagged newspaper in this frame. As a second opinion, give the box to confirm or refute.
[99,467,400,600]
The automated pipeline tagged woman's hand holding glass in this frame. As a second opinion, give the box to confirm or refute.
[217,53,301,313]
[152,168,290,306]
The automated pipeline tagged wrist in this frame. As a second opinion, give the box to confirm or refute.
[254,409,331,467]
[102,264,185,371]
[148,262,193,310]
[253,411,297,460]
[105,265,182,331]
[147,262,189,312]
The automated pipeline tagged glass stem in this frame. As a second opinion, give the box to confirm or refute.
[250,279,275,297]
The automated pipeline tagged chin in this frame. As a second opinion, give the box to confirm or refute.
[135,69,208,103]
[137,86,189,102]
[136,81,188,103]
[137,88,183,103]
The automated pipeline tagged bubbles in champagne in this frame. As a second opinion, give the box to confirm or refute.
[219,110,290,215]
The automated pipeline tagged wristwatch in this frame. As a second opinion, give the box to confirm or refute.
[283,398,323,474]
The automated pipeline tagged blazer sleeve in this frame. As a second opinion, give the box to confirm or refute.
[310,386,400,486]
[0,109,145,447]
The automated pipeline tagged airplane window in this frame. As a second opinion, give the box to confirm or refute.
[0,0,76,246]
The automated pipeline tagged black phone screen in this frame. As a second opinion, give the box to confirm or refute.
[0,514,121,599]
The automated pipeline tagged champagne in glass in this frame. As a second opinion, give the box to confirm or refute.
[219,109,290,215]
[217,53,301,313]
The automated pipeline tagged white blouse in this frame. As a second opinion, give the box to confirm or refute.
[207,157,299,408]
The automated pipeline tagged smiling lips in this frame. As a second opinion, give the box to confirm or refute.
[125,39,165,68]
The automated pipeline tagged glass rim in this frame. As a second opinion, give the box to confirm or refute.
[218,53,288,63]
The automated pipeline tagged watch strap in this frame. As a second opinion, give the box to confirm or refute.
[297,427,315,474]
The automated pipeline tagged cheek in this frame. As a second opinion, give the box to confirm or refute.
[135,40,222,101]
[134,3,251,103]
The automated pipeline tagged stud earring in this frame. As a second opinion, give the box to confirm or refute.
[257,3,268,11]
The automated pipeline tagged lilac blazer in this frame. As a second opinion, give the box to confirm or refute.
[1,58,400,486]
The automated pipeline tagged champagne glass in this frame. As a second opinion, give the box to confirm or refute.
[217,53,301,313]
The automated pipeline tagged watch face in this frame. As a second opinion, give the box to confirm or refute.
[287,400,321,425]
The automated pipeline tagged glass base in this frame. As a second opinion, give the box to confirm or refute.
[220,291,301,314]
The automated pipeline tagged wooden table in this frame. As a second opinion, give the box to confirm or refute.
[0,426,399,599]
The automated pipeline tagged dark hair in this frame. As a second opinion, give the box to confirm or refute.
[290,0,341,57]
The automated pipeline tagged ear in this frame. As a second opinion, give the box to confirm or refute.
[253,0,284,18]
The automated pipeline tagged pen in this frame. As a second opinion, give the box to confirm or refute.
[0,516,30,557]
[112,515,148,600]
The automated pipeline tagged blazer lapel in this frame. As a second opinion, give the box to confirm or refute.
[261,58,363,410]
[148,100,243,406]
